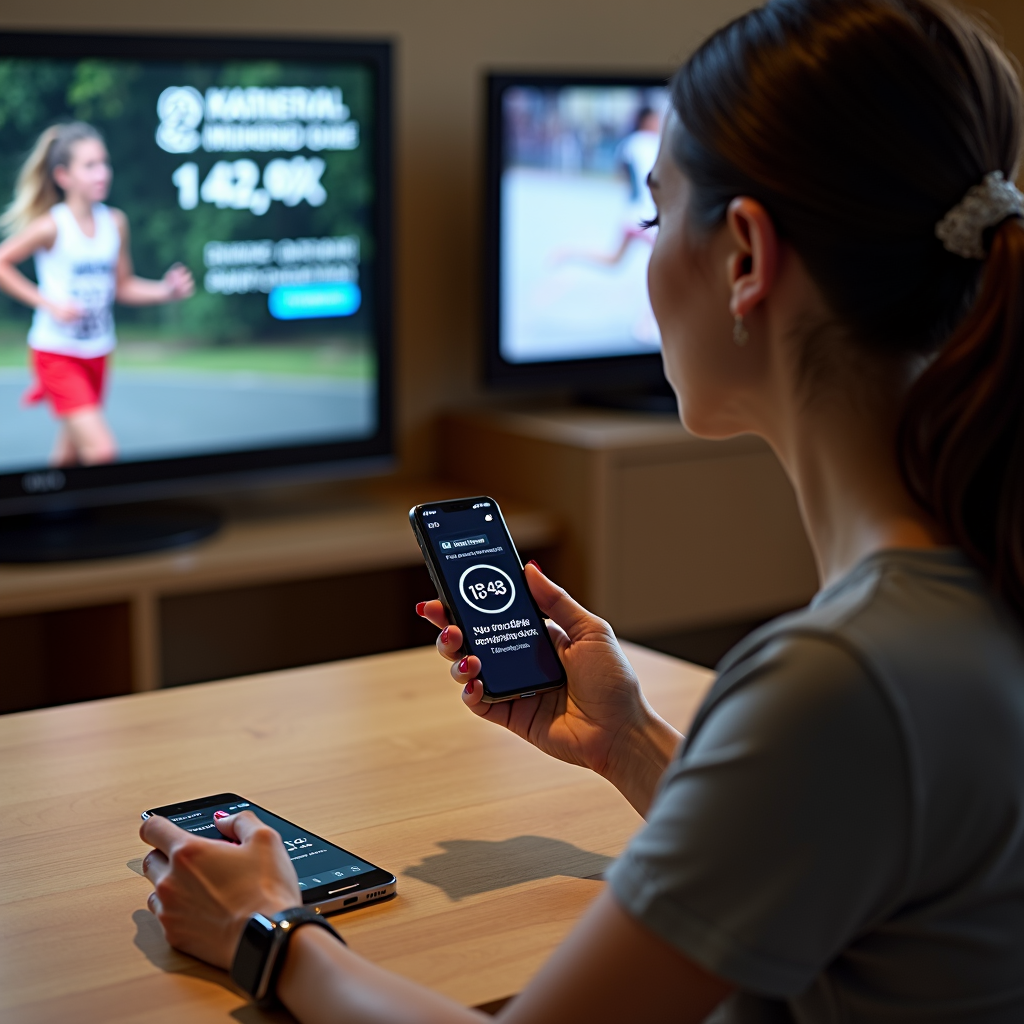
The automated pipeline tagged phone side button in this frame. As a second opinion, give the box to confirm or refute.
[520,692,536,698]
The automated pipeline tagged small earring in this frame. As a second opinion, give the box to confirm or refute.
[733,314,749,347]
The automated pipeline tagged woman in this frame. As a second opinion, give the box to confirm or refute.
[139,1,1024,1020]
[0,122,194,466]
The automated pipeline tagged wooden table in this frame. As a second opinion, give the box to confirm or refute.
[0,642,713,1023]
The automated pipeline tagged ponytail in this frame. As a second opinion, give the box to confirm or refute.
[0,122,103,237]
[899,217,1024,621]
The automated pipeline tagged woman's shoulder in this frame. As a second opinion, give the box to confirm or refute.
[97,205,128,234]
[697,546,1024,802]
[691,617,898,772]
[718,547,1024,684]
[11,209,60,252]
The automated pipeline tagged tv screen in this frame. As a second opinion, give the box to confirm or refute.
[0,33,391,513]
[484,74,670,391]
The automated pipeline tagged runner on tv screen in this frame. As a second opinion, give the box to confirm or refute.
[499,83,669,365]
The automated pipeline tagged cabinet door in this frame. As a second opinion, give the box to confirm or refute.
[0,603,132,712]
[607,452,817,635]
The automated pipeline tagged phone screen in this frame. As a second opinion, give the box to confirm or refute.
[416,498,564,698]
[164,797,378,894]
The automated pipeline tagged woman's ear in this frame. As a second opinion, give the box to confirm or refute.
[726,197,779,319]
[51,165,70,194]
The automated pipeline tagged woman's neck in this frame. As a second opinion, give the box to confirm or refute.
[766,363,946,589]
[63,194,95,232]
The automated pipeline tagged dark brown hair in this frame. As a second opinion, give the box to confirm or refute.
[671,0,1024,620]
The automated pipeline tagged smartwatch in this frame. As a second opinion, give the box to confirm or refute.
[230,906,346,1004]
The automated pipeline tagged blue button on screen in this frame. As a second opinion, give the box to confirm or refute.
[268,282,361,320]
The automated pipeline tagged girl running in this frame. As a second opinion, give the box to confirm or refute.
[0,121,194,466]
[552,105,663,344]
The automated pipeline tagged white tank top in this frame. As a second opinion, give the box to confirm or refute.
[29,202,120,358]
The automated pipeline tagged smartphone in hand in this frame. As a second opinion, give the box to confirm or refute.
[410,495,566,702]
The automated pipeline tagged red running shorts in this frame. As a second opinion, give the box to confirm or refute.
[23,350,108,417]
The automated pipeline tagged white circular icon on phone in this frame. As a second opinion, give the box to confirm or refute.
[459,563,516,614]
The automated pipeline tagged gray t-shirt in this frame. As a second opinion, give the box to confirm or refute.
[609,549,1024,1022]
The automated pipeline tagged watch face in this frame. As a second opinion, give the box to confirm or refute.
[232,913,275,997]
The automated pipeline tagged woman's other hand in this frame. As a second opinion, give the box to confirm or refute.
[140,810,301,969]
[163,262,195,301]
[418,563,681,815]
[45,298,84,323]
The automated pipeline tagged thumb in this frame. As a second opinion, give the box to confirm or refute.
[214,809,264,844]
[525,563,608,642]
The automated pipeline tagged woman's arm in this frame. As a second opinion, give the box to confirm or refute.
[601,700,684,817]
[277,927,486,1024]
[140,813,732,1024]
[111,209,194,305]
[0,216,79,319]
[277,888,730,1024]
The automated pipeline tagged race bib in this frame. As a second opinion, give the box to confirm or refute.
[69,262,116,340]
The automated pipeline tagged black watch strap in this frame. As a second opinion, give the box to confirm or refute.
[231,906,345,1005]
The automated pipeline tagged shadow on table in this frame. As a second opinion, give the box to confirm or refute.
[404,835,614,901]
[131,908,294,1023]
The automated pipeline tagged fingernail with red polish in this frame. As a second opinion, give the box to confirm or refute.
[527,559,542,572]
[213,810,229,820]
[415,602,426,616]
[440,626,450,644]
[458,657,468,673]
[464,680,475,696]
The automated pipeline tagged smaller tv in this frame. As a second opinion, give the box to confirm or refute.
[484,73,671,394]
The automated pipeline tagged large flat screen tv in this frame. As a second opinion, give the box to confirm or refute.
[0,31,392,541]
[484,73,670,395]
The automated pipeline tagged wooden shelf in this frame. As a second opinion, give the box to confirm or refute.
[0,478,559,705]
[0,478,556,617]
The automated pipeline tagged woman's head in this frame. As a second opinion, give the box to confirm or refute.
[634,106,661,135]
[0,122,109,236]
[664,0,1018,350]
[650,0,1024,619]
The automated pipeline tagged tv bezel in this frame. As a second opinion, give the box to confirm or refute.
[0,30,394,516]
[483,71,671,392]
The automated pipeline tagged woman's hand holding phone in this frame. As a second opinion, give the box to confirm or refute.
[421,563,682,816]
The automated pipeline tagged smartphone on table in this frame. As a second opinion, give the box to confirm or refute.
[410,495,567,702]
[141,793,396,915]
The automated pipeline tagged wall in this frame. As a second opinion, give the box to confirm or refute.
[973,0,1024,69]
[0,0,1019,478]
